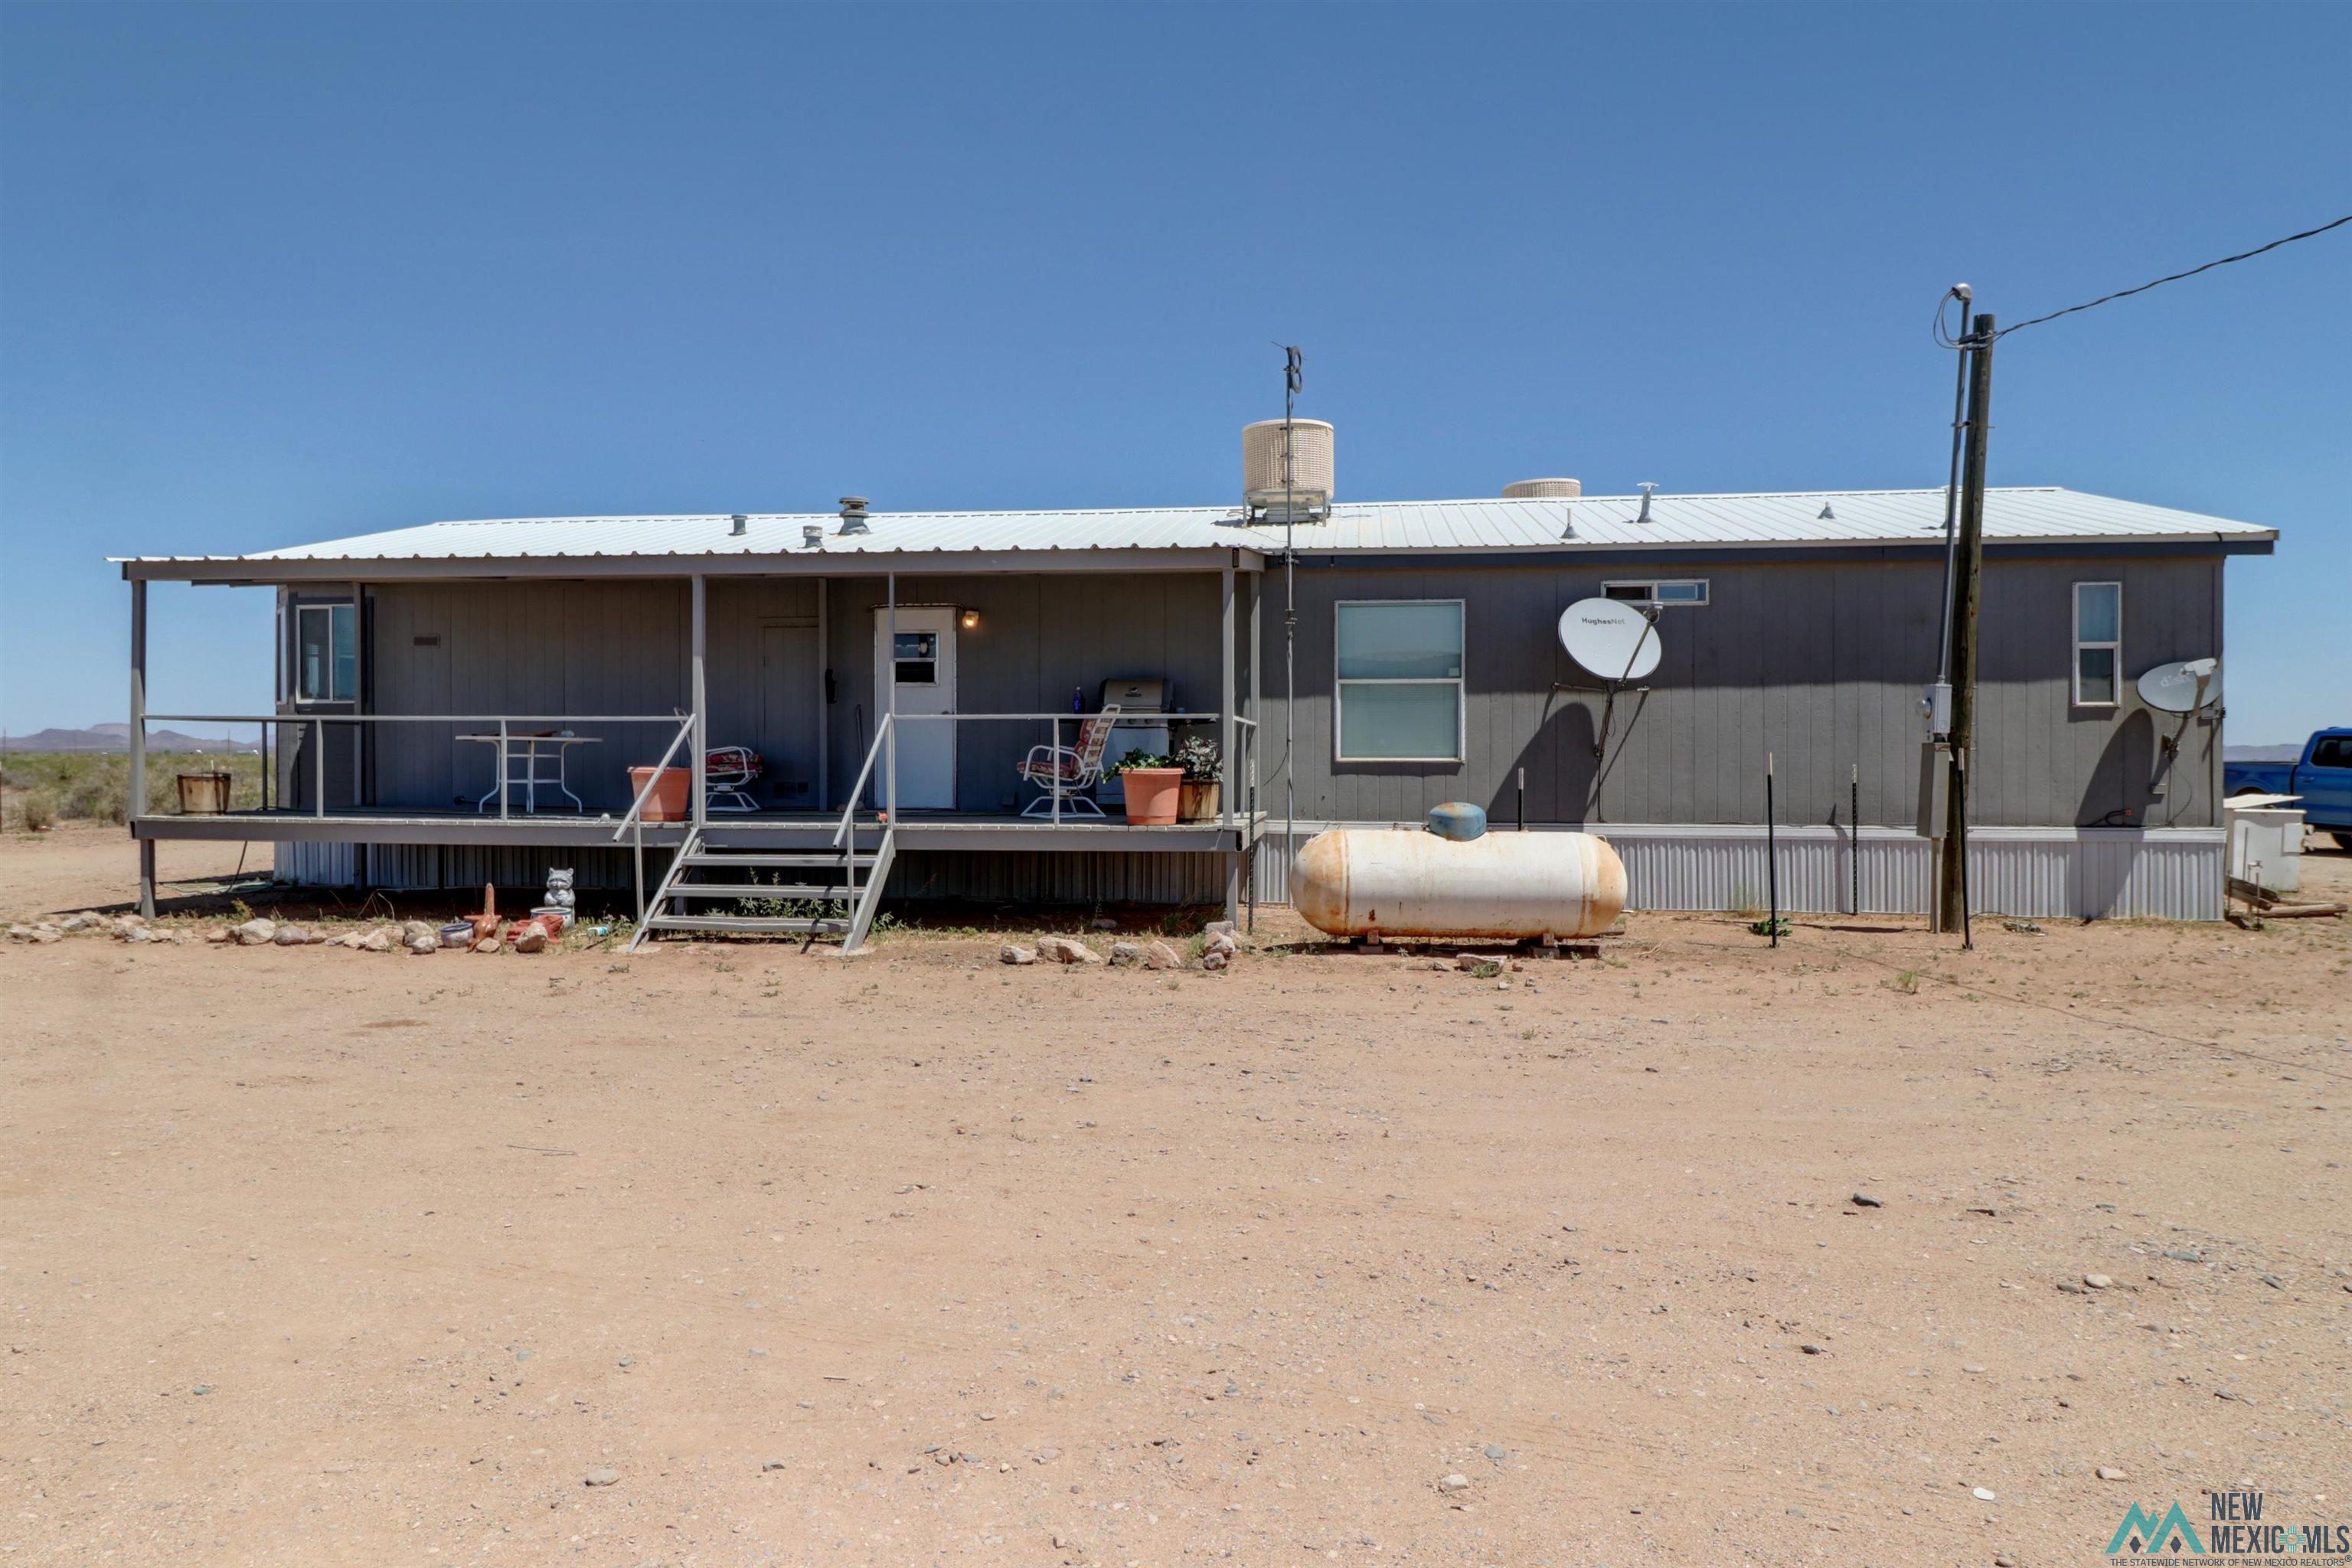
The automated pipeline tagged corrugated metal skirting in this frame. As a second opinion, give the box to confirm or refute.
[276,842,644,892]
[276,842,1229,907]
[281,827,2220,920]
[1248,824,2222,922]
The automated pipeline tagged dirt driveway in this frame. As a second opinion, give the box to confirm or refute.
[3,834,2347,1566]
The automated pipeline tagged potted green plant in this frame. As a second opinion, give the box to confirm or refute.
[1106,751,1181,825]
[1174,734,1221,822]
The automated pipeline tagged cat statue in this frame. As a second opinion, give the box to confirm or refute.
[534,866,577,930]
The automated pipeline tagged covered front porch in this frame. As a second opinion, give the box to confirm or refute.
[122,544,1269,943]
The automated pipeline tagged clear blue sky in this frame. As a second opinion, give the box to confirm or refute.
[3,2,2345,743]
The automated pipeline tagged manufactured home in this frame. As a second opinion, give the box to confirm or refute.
[116,435,2275,936]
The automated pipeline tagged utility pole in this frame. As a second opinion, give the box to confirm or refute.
[1938,312,1994,941]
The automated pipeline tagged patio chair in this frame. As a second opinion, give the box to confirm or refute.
[1017,705,1120,818]
[704,746,763,813]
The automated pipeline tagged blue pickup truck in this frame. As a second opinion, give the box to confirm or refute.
[2226,727,2352,847]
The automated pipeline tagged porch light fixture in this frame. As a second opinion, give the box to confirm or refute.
[959,607,980,631]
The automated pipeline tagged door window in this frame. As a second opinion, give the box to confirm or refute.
[893,632,939,685]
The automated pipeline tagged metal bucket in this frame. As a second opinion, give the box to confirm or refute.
[176,772,232,815]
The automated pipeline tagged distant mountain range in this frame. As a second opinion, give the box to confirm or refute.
[1,724,261,754]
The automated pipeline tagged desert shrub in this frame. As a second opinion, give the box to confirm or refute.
[14,789,57,831]
[0,751,263,822]
[64,768,129,823]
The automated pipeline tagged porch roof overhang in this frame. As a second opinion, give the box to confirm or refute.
[118,544,1267,586]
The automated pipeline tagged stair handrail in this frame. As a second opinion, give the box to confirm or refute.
[609,711,697,844]
[624,825,701,954]
[831,713,893,848]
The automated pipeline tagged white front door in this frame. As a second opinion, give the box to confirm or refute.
[874,606,958,810]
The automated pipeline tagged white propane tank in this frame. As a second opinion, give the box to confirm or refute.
[1290,828,1627,940]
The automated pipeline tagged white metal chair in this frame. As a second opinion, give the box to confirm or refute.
[704,746,763,813]
[1018,706,1119,818]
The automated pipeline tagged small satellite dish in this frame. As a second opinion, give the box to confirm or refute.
[1558,598,1662,682]
[2137,657,2220,714]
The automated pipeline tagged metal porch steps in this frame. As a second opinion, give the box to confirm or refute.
[631,834,888,949]
[643,913,850,935]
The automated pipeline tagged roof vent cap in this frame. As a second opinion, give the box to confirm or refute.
[838,496,871,535]
[730,512,748,537]
[1502,477,1582,499]
[802,524,825,549]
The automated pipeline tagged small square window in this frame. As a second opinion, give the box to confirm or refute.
[1604,579,1708,606]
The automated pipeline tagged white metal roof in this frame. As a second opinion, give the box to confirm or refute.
[118,486,2275,572]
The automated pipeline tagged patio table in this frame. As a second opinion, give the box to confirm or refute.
[461,731,599,814]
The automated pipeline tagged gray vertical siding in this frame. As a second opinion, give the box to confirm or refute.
[1255,551,2224,834]
[361,580,689,812]
[815,572,1230,812]
[354,571,1241,815]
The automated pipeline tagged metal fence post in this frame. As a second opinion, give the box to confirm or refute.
[498,717,510,820]
[1765,751,1779,947]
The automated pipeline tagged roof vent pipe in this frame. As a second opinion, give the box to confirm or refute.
[838,496,871,535]
[1501,478,1582,499]
[802,524,825,548]
[1635,482,1658,524]
[730,513,747,537]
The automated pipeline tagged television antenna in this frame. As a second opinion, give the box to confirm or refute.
[1557,596,1664,758]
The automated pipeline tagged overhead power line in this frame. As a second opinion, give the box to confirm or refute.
[1994,211,2352,339]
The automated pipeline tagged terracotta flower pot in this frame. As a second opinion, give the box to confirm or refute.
[628,766,692,822]
[1119,767,1184,826]
[1177,780,1220,822]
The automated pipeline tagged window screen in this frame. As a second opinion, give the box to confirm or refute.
[2073,583,2121,706]
[296,603,357,703]
[1334,601,1463,761]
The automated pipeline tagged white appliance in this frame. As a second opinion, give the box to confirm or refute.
[1096,677,1171,805]
[2224,792,2305,896]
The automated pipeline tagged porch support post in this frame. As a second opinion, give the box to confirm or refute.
[130,579,154,918]
[1221,562,1238,923]
[1247,568,1261,930]
[350,578,363,813]
[815,577,829,812]
[1220,563,1235,831]
[691,574,708,831]
[885,573,898,822]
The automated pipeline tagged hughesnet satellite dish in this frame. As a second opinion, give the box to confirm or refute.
[2137,657,2220,714]
[1558,598,1662,682]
